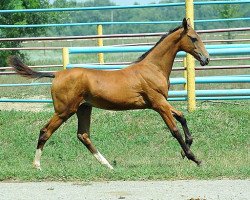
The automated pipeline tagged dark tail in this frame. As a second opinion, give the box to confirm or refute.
[8,56,55,79]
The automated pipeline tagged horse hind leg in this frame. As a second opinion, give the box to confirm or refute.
[76,104,113,169]
[33,112,71,170]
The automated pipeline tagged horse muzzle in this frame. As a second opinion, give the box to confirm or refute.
[199,56,210,66]
[196,52,210,66]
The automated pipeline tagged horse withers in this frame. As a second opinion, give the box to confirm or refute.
[9,18,209,170]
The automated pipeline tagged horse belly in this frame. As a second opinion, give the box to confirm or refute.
[85,71,148,110]
[88,91,147,110]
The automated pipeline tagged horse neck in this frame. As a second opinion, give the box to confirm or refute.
[143,29,182,78]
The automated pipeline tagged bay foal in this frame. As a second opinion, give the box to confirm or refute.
[10,18,209,170]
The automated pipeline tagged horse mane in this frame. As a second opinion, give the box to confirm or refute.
[135,25,183,63]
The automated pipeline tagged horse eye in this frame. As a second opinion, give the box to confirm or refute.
[190,36,198,43]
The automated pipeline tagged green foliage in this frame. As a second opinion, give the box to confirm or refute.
[0,102,249,181]
[216,4,240,42]
[0,0,51,66]
[217,5,240,19]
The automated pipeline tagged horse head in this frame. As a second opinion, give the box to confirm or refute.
[180,18,210,66]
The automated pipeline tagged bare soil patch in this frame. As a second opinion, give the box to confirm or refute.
[0,102,52,112]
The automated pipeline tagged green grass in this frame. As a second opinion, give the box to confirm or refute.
[0,101,249,181]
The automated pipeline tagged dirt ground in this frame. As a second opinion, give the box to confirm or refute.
[0,102,52,112]
[0,180,249,200]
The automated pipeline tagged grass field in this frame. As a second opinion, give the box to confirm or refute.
[0,101,249,181]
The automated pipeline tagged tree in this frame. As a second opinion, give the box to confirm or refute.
[0,0,51,66]
[216,4,240,42]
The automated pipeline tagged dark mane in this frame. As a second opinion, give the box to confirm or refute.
[135,25,183,63]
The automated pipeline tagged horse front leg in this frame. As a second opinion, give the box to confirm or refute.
[169,105,193,158]
[76,104,113,169]
[152,97,201,166]
[167,80,193,155]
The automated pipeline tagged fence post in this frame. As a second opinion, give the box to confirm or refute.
[62,47,69,70]
[97,24,104,64]
[185,0,196,112]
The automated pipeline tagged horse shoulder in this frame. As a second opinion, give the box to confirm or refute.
[139,67,168,96]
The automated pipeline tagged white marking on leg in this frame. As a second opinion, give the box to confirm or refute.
[94,151,114,170]
[33,149,42,170]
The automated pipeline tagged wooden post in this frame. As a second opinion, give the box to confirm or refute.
[185,0,196,112]
[97,24,104,64]
[62,47,69,70]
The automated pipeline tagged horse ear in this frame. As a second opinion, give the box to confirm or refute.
[182,18,190,31]
[182,18,188,30]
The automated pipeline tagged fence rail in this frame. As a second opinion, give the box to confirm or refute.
[2,18,250,28]
[1,27,249,42]
[64,45,250,56]
[0,1,249,13]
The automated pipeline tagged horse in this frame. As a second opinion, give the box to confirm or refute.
[9,18,209,170]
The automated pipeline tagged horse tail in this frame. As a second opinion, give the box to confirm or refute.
[8,56,55,79]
